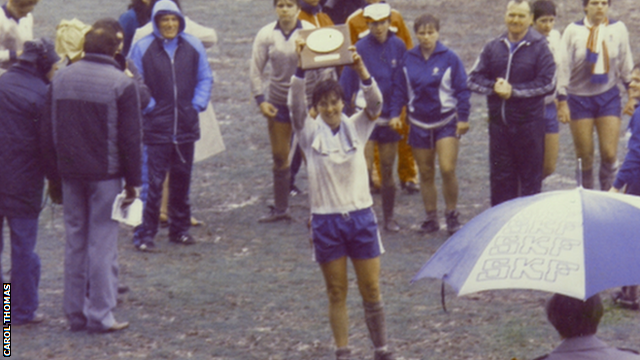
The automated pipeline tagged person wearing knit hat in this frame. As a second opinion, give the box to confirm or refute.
[0,37,60,326]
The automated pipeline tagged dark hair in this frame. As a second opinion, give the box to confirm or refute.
[128,0,152,25]
[312,79,345,109]
[414,13,440,33]
[583,0,610,6]
[273,0,301,7]
[546,294,603,339]
[12,0,39,6]
[84,18,124,56]
[532,0,556,20]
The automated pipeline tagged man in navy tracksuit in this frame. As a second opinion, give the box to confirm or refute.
[129,0,212,249]
[468,0,555,206]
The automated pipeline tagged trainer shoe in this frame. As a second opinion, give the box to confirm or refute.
[258,206,292,223]
[169,233,196,245]
[445,210,462,235]
[289,184,303,197]
[88,320,129,334]
[401,181,420,194]
[135,239,157,252]
[420,219,440,234]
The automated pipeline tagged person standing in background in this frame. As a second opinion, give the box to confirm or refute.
[467,0,556,206]
[0,38,60,326]
[43,21,142,332]
[347,0,419,195]
[0,0,39,71]
[119,0,153,56]
[390,13,470,234]
[250,0,316,222]
[560,0,634,190]
[129,0,213,249]
[340,3,405,232]
[531,0,569,180]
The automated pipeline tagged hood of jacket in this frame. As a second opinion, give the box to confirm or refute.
[151,0,185,40]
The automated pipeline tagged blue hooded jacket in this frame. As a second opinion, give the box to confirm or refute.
[128,0,213,145]
[390,41,470,124]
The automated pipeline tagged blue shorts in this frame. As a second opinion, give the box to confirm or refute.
[369,125,401,144]
[544,102,559,134]
[568,86,621,120]
[408,119,458,150]
[273,103,291,124]
[311,207,383,264]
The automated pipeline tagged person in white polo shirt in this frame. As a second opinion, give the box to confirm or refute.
[288,40,395,360]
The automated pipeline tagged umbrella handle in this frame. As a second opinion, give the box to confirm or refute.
[441,280,448,313]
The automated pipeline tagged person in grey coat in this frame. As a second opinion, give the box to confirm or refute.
[43,20,142,333]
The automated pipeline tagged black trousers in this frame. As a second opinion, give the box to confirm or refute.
[141,142,194,239]
[489,119,545,207]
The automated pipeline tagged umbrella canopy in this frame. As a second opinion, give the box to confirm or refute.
[413,188,640,300]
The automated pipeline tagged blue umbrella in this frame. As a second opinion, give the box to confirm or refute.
[412,188,640,301]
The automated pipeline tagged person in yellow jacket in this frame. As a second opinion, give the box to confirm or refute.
[347,0,418,194]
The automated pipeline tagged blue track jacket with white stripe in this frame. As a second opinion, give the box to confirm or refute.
[390,41,470,124]
[467,28,555,125]
[340,32,405,118]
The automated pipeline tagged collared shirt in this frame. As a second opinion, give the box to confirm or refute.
[250,19,316,106]
[561,18,633,96]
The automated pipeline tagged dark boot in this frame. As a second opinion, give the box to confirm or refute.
[581,169,594,189]
[364,301,389,352]
[381,186,399,232]
[599,161,617,191]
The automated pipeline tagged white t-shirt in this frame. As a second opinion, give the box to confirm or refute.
[289,75,383,214]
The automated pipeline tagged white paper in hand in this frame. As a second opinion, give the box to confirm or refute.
[111,192,143,227]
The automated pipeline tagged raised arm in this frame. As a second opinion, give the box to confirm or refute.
[349,48,381,121]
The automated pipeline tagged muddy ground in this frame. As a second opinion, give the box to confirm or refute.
[6,0,640,359]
